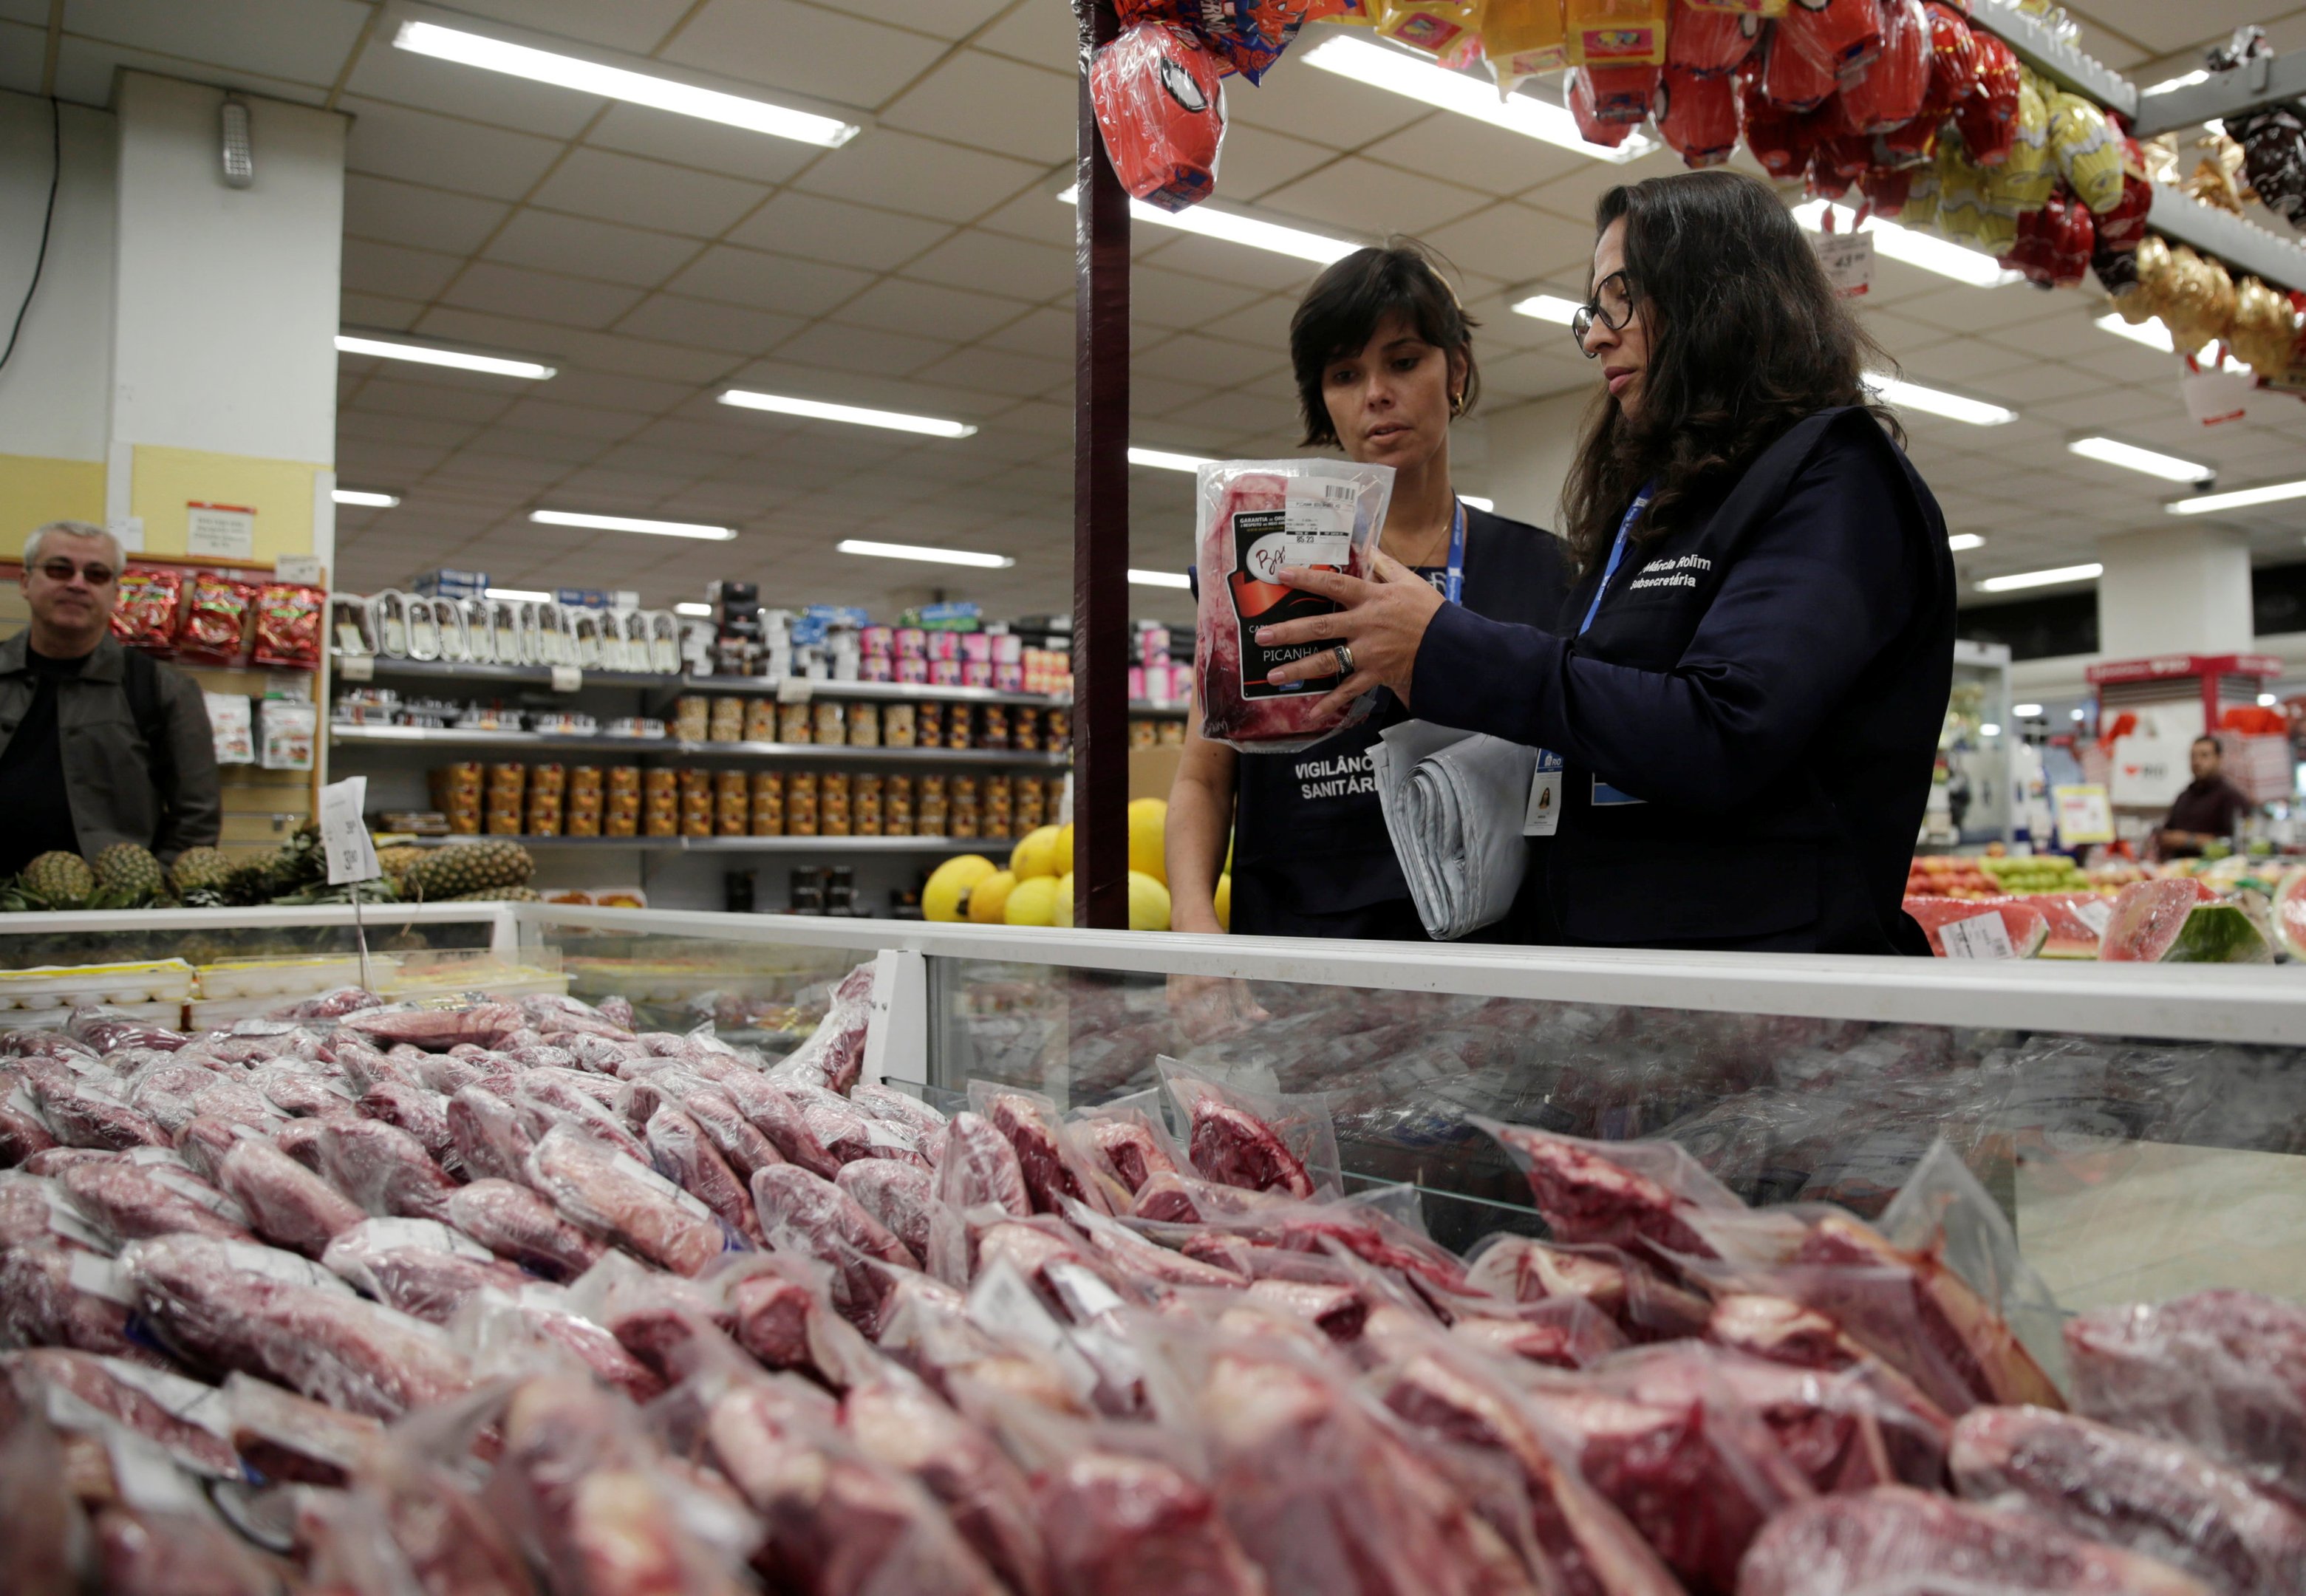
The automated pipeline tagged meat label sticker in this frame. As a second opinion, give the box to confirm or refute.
[221,1240,357,1293]
[349,1216,494,1261]
[69,1250,137,1305]
[2073,898,2113,937]
[1941,911,2018,960]
[97,1356,239,1442]
[1229,480,1361,700]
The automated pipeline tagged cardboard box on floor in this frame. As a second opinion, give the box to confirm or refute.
[1128,746,1181,804]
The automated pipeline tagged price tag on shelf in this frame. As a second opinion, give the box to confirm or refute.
[1810,230,1874,298]
[318,776,381,885]
[337,654,374,683]
[775,676,813,705]
[1941,911,2016,961]
[275,553,322,584]
[550,665,581,692]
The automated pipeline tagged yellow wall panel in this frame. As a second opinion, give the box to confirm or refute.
[0,454,109,540]
[129,445,323,561]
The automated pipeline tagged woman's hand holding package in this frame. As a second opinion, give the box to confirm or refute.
[1257,551,1444,719]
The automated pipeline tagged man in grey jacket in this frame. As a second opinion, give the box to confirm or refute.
[0,520,222,871]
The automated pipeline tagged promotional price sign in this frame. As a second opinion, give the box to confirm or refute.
[2052,783,2115,845]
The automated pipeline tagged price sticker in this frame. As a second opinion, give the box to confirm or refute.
[318,776,382,885]
[1811,230,1875,297]
[1941,911,2017,961]
[2073,898,2112,936]
[550,664,581,692]
[337,653,375,683]
[275,553,322,584]
[775,676,813,705]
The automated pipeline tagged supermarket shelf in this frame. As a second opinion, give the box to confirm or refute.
[405,834,1010,853]
[2133,51,2306,137]
[675,675,1065,708]
[2146,185,2306,295]
[1968,0,2137,116]
[331,655,672,689]
[330,723,1068,767]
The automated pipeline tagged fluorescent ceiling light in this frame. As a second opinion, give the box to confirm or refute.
[1948,533,1986,551]
[2259,692,2280,707]
[674,601,712,617]
[2169,478,2306,516]
[1302,34,1655,162]
[1868,374,2016,426]
[335,332,555,380]
[1056,188,1358,265]
[719,388,975,439]
[837,539,1013,570]
[1511,293,1582,325]
[393,18,857,146]
[332,488,399,508]
[1129,568,1191,589]
[1129,446,1215,473]
[1979,723,2003,737]
[485,587,549,601]
[1792,200,2021,288]
[2068,436,2212,485]
[2070,708,2086,720]
[531,509,736,542]
[1459,494,1495,511]
[1976,562,2103,593]
[2093,313,2250,372]
[2013,703,2044,717]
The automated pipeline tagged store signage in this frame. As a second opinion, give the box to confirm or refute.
[1811,231,1874,298]
[2052,783,2115,845]
[276,553,322,584]
[187,502,256,560]
[2179,369,2255,427]
[1941,911,2016,960]
[2109,734,2189,808]
[318,777,381,885]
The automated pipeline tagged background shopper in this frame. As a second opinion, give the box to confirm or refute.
[2156,734,2253,856]
[1257,171,1956,954]
[0,521,220,873]
[1167,241,1568,952]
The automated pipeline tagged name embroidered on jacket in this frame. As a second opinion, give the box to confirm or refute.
[1294,748,1377,800]
[1626,552,1713,593]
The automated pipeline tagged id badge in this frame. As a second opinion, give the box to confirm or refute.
[1524,749,1563,837]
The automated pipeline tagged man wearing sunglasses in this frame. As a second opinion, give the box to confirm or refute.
[0,520,220,876]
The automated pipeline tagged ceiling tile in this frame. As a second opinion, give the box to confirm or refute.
[1129,265,1269,332]
[52,35,327,106]
[879,50,1075,165]
[344,174,510,256]
[1133,330,1289,389]
[970,1,1073,72]
[838,279,1025,342]
[901,227,1073,304]
[485,208,699,288]
[341,97,564,201]
[728,190,955,269]
[1215,123,1343,203]
[66,0,369,85]
[617,292,805,355]
[0,20,41,95]
[1224,49,1432,149]
[665,244,876,317]
[980,306,1073,361]
[791,127,1046,224]
[801,0,1011,41]
[439,260,647,329]
[431,0,695,54]
[529,147,770,237]
[339,290,426,333]
[1419,202,1594,294]
[1257,154,1493,236]
[490,396,647,440]
[658,0,946,111]
[341,238,465,301]
[753,321,951,378]
[911,347,1069,399]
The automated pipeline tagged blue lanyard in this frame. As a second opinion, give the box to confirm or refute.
[1578,484,1652,635]
[1442,499,1467,605]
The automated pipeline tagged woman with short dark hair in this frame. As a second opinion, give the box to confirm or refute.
[1255,171,1957,954]
[1164,239,1569,964]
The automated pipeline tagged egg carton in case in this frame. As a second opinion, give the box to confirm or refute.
[195,955,406,1003]
[0,960,197,1012]
[2,999,185,1032]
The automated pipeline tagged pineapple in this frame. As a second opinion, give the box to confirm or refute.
[375,845,427,889]
[4,850,97,911]
[91,843,167,907]
[168,845,235,904]
[403,839,533,901]
[443,886,542,902]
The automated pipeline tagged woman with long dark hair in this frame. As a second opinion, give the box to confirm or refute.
[1255,169,1956,954]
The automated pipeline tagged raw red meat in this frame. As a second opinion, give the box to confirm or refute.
[679,1084,786,1181]
[96,1502,277,1596]
[1464,1235,1712,1341]
[1189,1101,1313,1198]
[1951,1404,2306,1595]
[1085,1117,1176,1195]
[2065,1289,2306,1512]
[527,1123,729,1277]
[989,1093,1092,1214]
[772,961,876,1096]
[802,1084,930,1170]
[1244,1278,1367,1343]
[314,1116,457,1222]
[120,1233,471,1418]
[1031,1449,1269,1596]
[342,1001,522,1053]
[0,1099,56,1164]
[1130,1171,1206,1224]
[0,1241,166,1363]
[4,1348,238,1477]
[938,1112,1032,1218]
[837,1159,936,1263]
[58,1158,253,1245]
[216,1139,364,1257]
[853,1083,949,1144]
[24,1069,169,1152]
[743,1081,845,1179]
[646,1105,768,1246]
[1705,1293,1954,1483]
[445,1178,604,1280]
[253,1061,354,1119]
[0,1170,92,1249]
[730,1269,822,1372]
[1739,1485,2214,1596]
[321,1219,531,1323]
[753,1164,919,1329]
[222,1368,383,1486]
[513,1075,650,1165]
[1481,1125,1726,1260]
[1070,1204,1246,1290]
[845,1377,1054,1596]
[358,1080,457,1164]
[446,1084,536,1185]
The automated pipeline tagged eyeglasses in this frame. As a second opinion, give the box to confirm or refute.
[1572,270,1635,355]
[35,559,117,586]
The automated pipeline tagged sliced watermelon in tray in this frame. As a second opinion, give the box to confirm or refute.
[1903,896,2047,958]
[2099,879,2274,964]
[2027,891,2112,960]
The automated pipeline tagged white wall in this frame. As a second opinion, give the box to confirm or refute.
[0,92,116,463]
[109,72,344,466]
[2095,523,2255,659]
[1478,387,1592,535]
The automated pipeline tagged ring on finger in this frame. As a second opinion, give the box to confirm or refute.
[1332,643,1354,677]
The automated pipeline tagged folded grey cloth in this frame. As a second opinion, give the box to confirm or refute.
[1370,721,1537,941]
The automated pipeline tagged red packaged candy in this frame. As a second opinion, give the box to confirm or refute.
[1665,2,1761,76]
[1836,0,1928,132]
[109,567,182,653]
[176,573,256,665]
[1953,30,2019,166]
[1586,62,1662,123]
[2092,168,2153,254]
[1917,0,1979,120]
[1569,69,1643,147]
[253,582,326,669]
[1859,163,1916,214]
[2002,185,2093,287]
[1808,131,1874,199]
[1761,22,1838,112]
[1742,77,1826,177]
[1656,65,1742,167]
[1091,23,1225,213]
[1781,0,1884,79]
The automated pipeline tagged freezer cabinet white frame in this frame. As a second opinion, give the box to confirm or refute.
[0,902,522,958]
[514,907,2306,1048]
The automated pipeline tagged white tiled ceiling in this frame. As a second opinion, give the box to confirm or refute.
[3,0,2304,623]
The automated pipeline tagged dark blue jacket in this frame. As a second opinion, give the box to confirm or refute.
[1412,408,1955,954]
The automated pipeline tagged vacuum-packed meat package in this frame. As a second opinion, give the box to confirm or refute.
[1195,458,1392,754]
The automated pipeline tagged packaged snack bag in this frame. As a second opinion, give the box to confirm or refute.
[110,567,183,652]
[1779,0,1883,78]
[175,573,256,665]
[2047,87,2124,213]
[1484,0,1570,93]
[253,583,326,668]
[1091,23,1224,214]
[1569,66,1646,146]
[1952,30,2019,166]
[1566,0,1669,64]
[1376,0,1481,58]
[1194,459,1392,754]
[1665,1,1761,75]
[1917,0,1978,119]
[1760,20,1838,110]
[1835,0,1927,132]
[1655,65,1741,166]
[1742,75,1826,177]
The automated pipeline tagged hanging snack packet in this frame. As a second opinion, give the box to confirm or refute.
[1090,23,1225,213]
[1377,0,1481,59]
[1917,1,1978,118]
[1484,0,1571,93]
[1742,76,1826,177]
[1666,2,1761,75]
[2047,88,2124,213]
[1569,67,1645,146]
[1655,66,1741,166]
[1835,0,1927,132]
[175,573,256,665]
[253,582,326,669]
[1194,459,1391,754]
[1978,72,2054,213]
[1951,30,2019,166]
[1761,21,1838,111]
[109,567,183,652]
[1779,0,1883,78]
[1566,0,1670,64]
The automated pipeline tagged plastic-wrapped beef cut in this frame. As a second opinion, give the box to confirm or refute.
[752,1164,918,1329]
[938,1111,1032,1218]
[853,1082,949,1143]
[743,1080,845,1179]
[314,1116,457,1223]
[772,959,876,1095]
[64,1006,188,1055]
[836,1159,936,1264]
[24,1068,168,1152]
[1090,23,1224,214]
[341,1000,522,1054]
[1032,1448,1269,1596]
[646,1105,767,1246]
[0,1096,56,1164]
[1194,460,1391,753]
[120,1233,471,1419]
[215,1138,364,1257]
[1741,1485,2216,1596]
[1950,1405,2306,1595]
[4,1348,242,1478]
[987,1091,1095,1215]
[527,1123,731,1277]
[321,1217,531,1324]
[680,1084,786,1181]
[1082,1115,1176,1196]
[444,1178,603,1281]
[1479,1121,1736,1259]
[357,1080,456,1165]
[95,1498,278,1596]
[1189,1100,1315,1198]
[845,1376,1053,1596]
[58,1157,253,1245]
[2065,1289,2306,1513]
[220,1370,382,1486]
[0,1241,168,1364]
[1466,1234,1711,1341]
[446,1084,535,1186]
